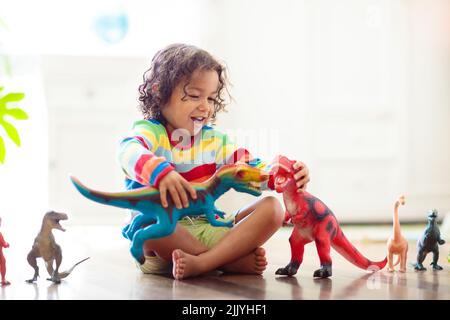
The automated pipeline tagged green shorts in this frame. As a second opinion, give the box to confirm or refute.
[137,216,233,274]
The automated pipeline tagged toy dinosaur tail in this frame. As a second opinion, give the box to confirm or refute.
[332,229,387,271]
[70,175,156,211]
[58,257,90,279]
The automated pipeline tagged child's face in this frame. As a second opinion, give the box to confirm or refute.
[161,68,219,136]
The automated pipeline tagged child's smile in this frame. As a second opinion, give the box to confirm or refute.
[161,69,219,137]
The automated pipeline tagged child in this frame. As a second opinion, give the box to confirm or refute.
[117,43,310,280]
[0,217,10,286]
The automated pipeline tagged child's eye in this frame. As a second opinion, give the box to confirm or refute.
[208,98,216,104]
[188,95,200,100]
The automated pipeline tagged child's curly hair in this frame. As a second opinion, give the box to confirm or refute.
[138,43,230,125]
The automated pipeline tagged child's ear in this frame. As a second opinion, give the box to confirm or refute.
[151,83,159,94]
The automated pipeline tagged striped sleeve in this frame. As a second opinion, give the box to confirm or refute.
[215,132,273,191]
[117,120,174,188]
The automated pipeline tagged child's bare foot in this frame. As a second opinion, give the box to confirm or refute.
[221,247,268,275]
[172,249,204,280]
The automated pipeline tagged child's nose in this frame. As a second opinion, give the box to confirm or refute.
[198,99,210,112]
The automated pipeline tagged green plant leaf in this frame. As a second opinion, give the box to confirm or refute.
[0,136,5,164]
[6,108,28,120]
[1,120,21,146]
[0,92,25,104]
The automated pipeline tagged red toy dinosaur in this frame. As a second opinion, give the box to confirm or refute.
[270,155,387,278]
[0,217,10,286]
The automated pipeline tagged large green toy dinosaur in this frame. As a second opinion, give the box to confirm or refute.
[70,163,269,264]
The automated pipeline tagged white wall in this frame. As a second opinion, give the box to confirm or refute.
[43,55,145,225]
[208,0,450,222]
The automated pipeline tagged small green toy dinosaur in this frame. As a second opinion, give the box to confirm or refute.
[70,163,269,264]
[413,209,445,271]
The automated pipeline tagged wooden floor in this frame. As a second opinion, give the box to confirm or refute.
[1,225,449,300]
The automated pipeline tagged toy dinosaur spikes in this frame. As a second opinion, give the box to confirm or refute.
[70,163,269,264]
[271,155,387,278]
[386,195,409,272]
[413,209,446,271]
[26,211,90,284]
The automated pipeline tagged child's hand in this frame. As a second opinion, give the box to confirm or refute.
[158,171,197,209]
[4,242,9,248]
[293,161,310,192]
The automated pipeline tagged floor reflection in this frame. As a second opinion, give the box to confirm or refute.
[275,276,303,299]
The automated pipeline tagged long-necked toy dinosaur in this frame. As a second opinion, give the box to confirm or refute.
[386,195,408,272]
[70,163,269,264]
[270,155,387,278]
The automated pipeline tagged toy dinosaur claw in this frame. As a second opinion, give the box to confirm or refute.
[275,261,299,276]
[130,247,145,265]
[47,277,61,284]
[430,263,443,270]
[0,280,11,286]
[413,263,426,271]
[213,209,226,219]
[122,224,131,240]
[313,265,332,278]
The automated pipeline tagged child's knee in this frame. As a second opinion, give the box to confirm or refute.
[260,196,284,225]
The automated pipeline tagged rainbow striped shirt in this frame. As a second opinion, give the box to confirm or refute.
[117,119,271,191]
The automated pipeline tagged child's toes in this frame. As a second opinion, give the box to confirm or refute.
[254,247,266,257]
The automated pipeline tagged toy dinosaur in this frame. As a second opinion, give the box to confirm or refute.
[70,163,269,264]
[386,195,409,272]
[413,209,445,271]
[0,217,10,286]
[270,155,387,278]
[26,211,90,284]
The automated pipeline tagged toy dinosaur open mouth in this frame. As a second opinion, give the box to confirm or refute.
[52,214,68,232]
[274,175,288,191]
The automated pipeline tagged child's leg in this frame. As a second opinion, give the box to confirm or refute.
[143,223,209,261]
[0,254,9,285]
[172,196,284,280]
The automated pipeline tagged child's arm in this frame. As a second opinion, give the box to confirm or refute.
[117,120,174,188]
[117,120,196,208]
[216,133,310,192]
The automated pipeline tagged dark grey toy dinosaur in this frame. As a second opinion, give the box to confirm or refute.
[413,209,445,271]
[26,211,89,284]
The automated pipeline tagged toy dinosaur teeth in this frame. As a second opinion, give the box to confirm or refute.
[249,182,261,190]
[56,220,66,232]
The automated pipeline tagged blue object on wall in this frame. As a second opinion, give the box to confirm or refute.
[93,10,129,44]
